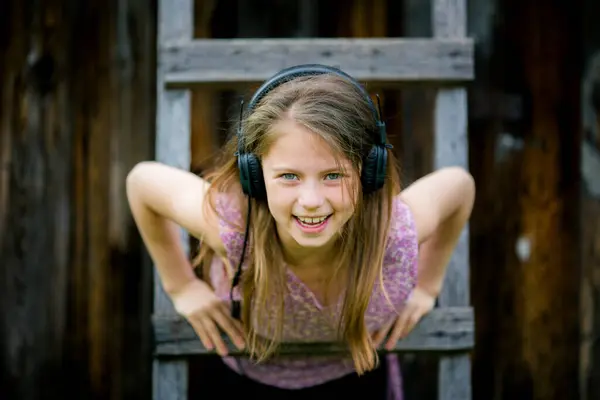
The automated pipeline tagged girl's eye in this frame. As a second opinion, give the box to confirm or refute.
[281,173,298,180]
[325,173,342,180]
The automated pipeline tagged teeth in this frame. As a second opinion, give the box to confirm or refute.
[297,216,328,224]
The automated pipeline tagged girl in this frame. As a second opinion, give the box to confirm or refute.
[126,65,475,400]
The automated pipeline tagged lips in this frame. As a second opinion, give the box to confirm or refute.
[295,215,329,225]
[293,214,332,229]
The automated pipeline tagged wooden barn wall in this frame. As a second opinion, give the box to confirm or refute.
[580,0,600,397]
[469,0,582,399]
[0,0,156,399]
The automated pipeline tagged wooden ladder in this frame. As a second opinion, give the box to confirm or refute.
[152,0,475,399]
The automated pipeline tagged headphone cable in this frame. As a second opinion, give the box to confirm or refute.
[230,197,251,319]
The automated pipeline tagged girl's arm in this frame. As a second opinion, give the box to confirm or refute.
[399,166,475,298]
[127,162,245,354]
[126,161,225,296]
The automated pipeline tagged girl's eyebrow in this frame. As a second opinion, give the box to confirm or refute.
[270,166,299,172]
[270,166,345,174]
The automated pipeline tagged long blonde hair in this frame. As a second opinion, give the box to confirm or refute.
[195,74,402,374]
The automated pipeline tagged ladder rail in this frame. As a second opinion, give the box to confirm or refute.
[154,0,193,399]
[154,307,474,357]
[432,1,472,399]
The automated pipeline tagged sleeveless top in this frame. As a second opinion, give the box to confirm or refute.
[207,194,419,400]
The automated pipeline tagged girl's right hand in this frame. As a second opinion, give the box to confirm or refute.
[170,279,245,356]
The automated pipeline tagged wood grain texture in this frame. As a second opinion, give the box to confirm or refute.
[581,195,600,400]
[0,2,72,397]
[190,0,219,174]
[432,1,472,399]
[160,37,474,86]
[469,0,581,398]
[396,1,440,398]
[154,0,193,398]
[580,2,600,397]
[0,0,156,399]
[153,307,474,357]
[514,2,580,398]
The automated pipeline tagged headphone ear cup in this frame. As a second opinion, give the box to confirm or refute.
[361,145,388,194]
[360,147,378,194]
[245,153,266,200]
[375,145,388,190]
[238,153,253,197]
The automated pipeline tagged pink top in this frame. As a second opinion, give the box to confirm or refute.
[207,194,419,400]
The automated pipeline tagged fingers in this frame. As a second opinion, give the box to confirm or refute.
[402,312,421,338]
[372,319,395,349]
[385,309,422,350]
[188,301,246,356]
[173,280,247,356]
[212,304,246,350]
[384,309,409,350]
[190,319,214,352]
[201,316,230,356]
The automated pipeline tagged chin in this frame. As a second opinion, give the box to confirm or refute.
[291,234,335,248]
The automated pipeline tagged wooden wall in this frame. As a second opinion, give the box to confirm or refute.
[0,0,156,399]
[580,0,600,397]
[469,0,582,398]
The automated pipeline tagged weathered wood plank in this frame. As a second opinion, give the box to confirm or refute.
[435,95,472,400]
[581,34,600,400]
[433,0,467,37]
[465,3,578,399]
[106,0,157,396]
[513,3,580,399]
[464,0,501,398]
[432,1,472,399]
[154,0,192,398]
[190,0,219,174]
[434,89,470,305]
[0,2,73,398]
[397,1,440,398]
[469,1,582,398]
[153,307,474,357]
[160,38,474,86]
[580,189,600,400]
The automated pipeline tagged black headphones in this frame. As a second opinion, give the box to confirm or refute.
[229,64,392,320]
[236,63,391,201]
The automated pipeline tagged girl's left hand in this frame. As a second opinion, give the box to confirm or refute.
[372,286,436,350]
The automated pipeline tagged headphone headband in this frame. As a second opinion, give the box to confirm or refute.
[237,64,386,152]
[247,64,378,118]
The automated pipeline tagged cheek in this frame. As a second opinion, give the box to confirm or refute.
[328,187,357,214]
[266,186,294,217]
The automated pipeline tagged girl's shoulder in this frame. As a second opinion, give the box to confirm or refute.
[382,196,419,288]
[211,190,249,263]
[213,191,247,232]
[386,196,419,248]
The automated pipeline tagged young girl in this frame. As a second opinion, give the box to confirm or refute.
[126,65,475,400]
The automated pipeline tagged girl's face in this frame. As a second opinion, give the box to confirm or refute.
[261,119,359,253]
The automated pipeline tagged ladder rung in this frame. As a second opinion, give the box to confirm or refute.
[159,38,474,87]
[152,307,474,357]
